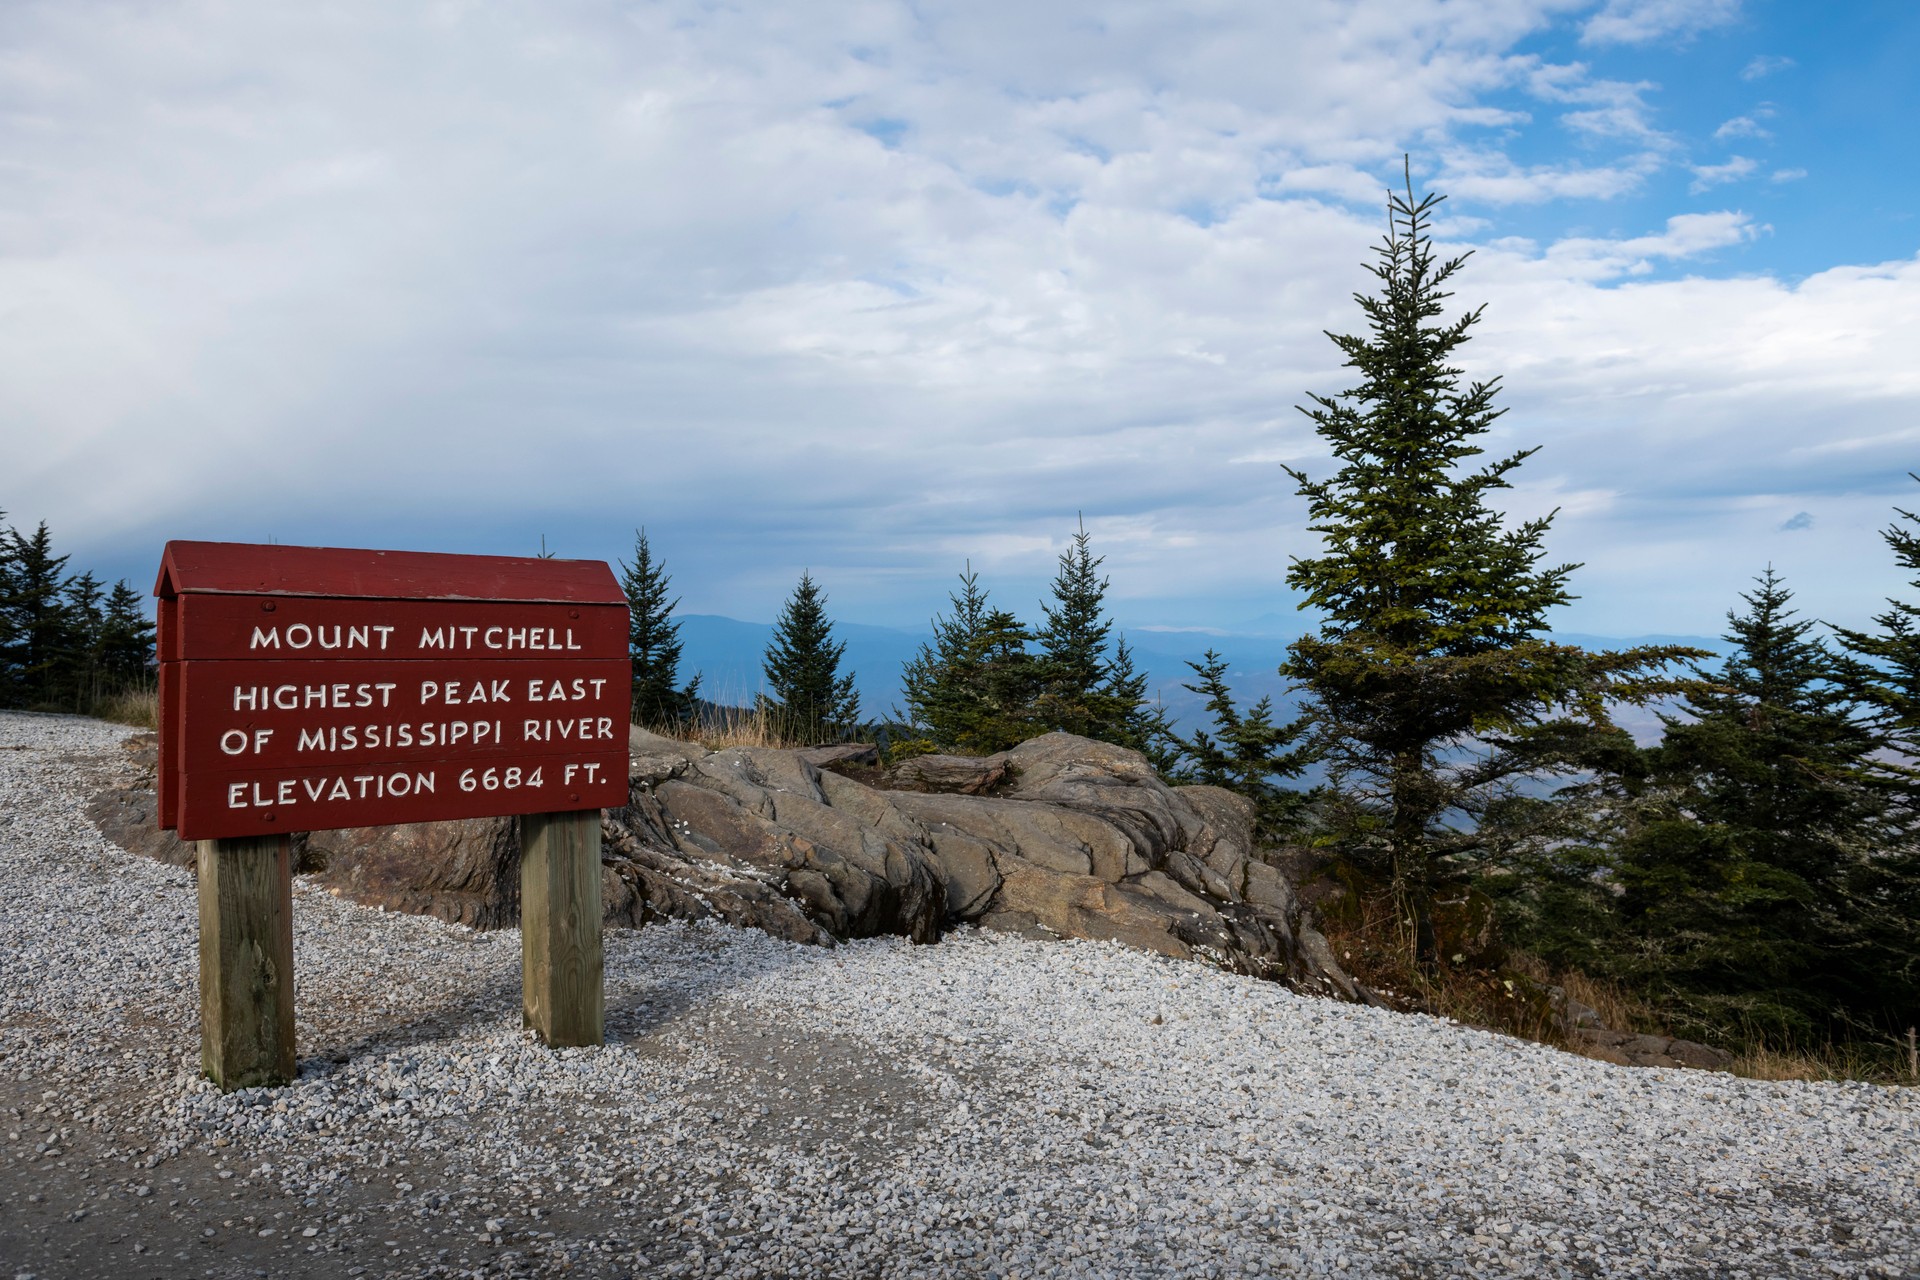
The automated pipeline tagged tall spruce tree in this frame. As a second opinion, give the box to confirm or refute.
[619,529,699,727]
[1281,164,1695,959]
[99,580,156,684]
[1824,487,1920,1035]
[1614,569,1889,1044]
[3,522,74,708]
[1032,520,1114,735]
[1031,520,1161,746]
[62,570,106,709]
[760,572,859,745]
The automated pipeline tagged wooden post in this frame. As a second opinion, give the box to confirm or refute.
[196,834,296,1090]
[520,810,603,1047]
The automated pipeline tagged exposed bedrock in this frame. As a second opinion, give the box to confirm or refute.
[90,728,1357,997]
[601,728,1355,996]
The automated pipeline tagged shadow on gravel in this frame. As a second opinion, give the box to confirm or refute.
[602,936,949,1170]
[296,919,824,1070]
[297,969,526,1070]
[0,1073,468,1280]
[600,924,823,1044]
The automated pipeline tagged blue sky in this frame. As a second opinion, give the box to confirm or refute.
[1473,1,1917,280]
[3,0,1917,647]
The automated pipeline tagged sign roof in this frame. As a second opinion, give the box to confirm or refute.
[155,541,625,606]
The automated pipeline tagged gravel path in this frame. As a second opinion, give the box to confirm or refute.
[2,709,1917,1280]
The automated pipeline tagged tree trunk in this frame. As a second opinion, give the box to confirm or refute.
[1389,752,1438,967]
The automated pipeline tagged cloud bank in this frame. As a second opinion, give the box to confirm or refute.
[0,0,1913,642]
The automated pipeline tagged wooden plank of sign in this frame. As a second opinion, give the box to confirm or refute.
[159,660,181,830]
[158,594,181,827]
[172,595,627,663]
[174,657,629,775]
[197,834,295,1090]
[521,808,604,1048]
[158,594,179,663]
[175,753,627,842]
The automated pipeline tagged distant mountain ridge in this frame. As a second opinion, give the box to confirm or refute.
[675,614,1728,737]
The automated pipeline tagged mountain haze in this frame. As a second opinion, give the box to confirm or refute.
[677,615,1728,740]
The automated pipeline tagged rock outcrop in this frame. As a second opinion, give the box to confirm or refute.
[307,818,522,928]
[604,729,1356,995]
[604,731,949,946]
[88,728,1357,996]
[1571,1028,1735,1071]
[86,735,192,867]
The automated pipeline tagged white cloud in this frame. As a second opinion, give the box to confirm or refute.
[1524,61,1670,143]
[1712,114,1770,141]
[1463,249,1920,630]
[1272,164,1394,205]
[1581,0,1741,46]
[1437,148,1663,204]
[1742,54,1795,80]
[1689,155,1758,193]
[1771,167,1807,183]
[1534,211,1761,280]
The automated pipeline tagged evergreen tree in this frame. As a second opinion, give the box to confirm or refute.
[899,567,1044,754]
[1099,634,1176,763]
[1820,487,1920,1035]
[760,572,859,745]
[1030,519,1158,746]
[0,515,153,710]
[1469,722,1648,979]
[62,570,106,708]
[619,529,699,727]
[0,510,17,702]
[1032,520,1114,734]
[900,565,991,743]
[899,552,1168,758]
[1281,164,1695,959]
[1834,478,1920,788]
[99,579,156,683]
[1613,569,1890,1044]
[2,522,74,707]
[1161,649,1314,838]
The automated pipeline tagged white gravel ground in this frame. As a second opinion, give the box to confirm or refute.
[2,709,1917,1280]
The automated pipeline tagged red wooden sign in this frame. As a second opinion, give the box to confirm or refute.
[156,541,631,842]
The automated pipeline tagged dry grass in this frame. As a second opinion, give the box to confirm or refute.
[1518,967,1920,1085]
[1553,967,1663,1037]
[1727,1032,1918,1085]
[89,685,158,729]
[1548,971,1916,1084]
[1729,1041,1857,1083]
[648,704,803,752]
